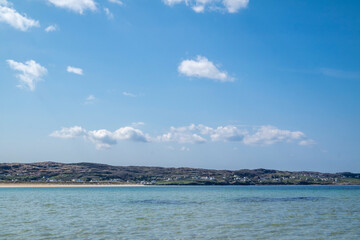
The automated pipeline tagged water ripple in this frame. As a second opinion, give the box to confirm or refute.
[234,196,326,202]
[128,199,201,205]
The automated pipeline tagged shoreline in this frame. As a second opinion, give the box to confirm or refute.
[0,183,145,188]
[0,183,358,188]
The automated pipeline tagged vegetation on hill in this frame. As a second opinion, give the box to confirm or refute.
[0,162,359,185]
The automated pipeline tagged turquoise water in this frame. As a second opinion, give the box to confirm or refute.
[0,185,359,239]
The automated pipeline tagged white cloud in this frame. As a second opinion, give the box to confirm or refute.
[113,127,149,142]
[299,139,316,146]
[50,126,87,139]
[158,124,312,146]
[163,0,185,6]
[0,0,9,5]
[207,125,246,142]
[45,24,57,32]
[104,7,113,19]
[51,126,150,149]
[178,56,234,82]
[157,124,207,144]
[191,5,204,13]
[123,91,136,97]
[0,0,39,31]
[51,124,314,149]
[6,59,47,91]
[48,0,97,14]
[87,129,117,149]
[67,66,83,75]
[223,0,249,13]
[192,0,216,13]
[163,0,249,13]
[108,0,123,5]
[243,125,307,146]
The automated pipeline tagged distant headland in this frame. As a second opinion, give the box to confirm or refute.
[0,162,359,186]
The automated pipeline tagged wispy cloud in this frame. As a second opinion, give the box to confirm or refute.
[0,0,39,31]
[163,0,249,13]
[320,68,360,79]
[180,146,190,151]
[104,7,113,19]
[108,0,123,6]
[131,122,145,127]
[85,95,96,104]
[298,139,316,146]
[283,67,360,80]
[6,59,47,91]
[48,0,97,14]
[45,24,58,32]
[178,56,234,82]
[123,91,137,97]
[67,66,83,75]
[167,145,190,151]
[223,0,249,13]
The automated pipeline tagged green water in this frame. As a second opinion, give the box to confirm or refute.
[0,185,359,239]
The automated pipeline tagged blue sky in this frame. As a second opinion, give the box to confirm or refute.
[0,0,359,172]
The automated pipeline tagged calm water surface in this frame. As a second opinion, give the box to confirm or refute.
[0,185,359,239]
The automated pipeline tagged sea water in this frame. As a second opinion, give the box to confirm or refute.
[0,185,359,239]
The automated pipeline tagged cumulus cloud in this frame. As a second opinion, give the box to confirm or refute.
[108,0,123,5]
[45,24,57,32]
[113,127,149,142]
[205,125,247,142]
[48,0,97,14]
[51,126,150,149]
[243,125,307,146]
[50,126,87,139]
[158,124,312,146]
[67,66,83,75]
[157,125,207,144]
[6,59,47,91]
[163,0,249,13]
[178,56,234,82]
[51,124,314,149]
[87,129,116,149]
[0,0,39,31]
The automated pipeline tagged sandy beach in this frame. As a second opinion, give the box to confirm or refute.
[0,183,145,188]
